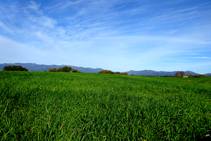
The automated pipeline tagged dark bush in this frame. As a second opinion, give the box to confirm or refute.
[120,72,128,75]
[49,66,72,72]
[99,70,128,75]
[72,69,80,73]
[194,75,205,78]
[49,68,58,72]
[58,66,72,72]
[3,65,28,71]
[98,70,114,74]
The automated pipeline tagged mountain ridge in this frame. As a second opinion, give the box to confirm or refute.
[0,63,210,76]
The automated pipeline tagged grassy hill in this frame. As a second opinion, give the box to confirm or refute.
[0,71,211,140]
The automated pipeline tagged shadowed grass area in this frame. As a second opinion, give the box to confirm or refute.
[0,71,211,140]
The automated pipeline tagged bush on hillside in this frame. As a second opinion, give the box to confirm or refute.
[3,65,28,71]
[99,70,128,75]
[49,68,58,72]
[194,75,206,78]
[72,69,80,73]
[49,66,72,72]
[98,70,114,74]
[120,72,128,75]
[58,66,72,72]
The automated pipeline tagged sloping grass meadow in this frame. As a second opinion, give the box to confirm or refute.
[0,71,211,140]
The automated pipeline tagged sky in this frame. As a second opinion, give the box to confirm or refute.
[0,0,211,73]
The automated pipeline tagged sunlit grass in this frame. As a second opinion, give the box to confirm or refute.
[0,71,210,140]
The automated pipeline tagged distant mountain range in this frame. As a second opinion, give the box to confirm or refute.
[127,70,202,76]
[0,63,210,76]
[0,63,103,73]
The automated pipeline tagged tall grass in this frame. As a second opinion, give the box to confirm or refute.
[0,71,210,140]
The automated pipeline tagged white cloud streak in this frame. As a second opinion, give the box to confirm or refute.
[0,21,14,34]
[28,1,40,10]
[193,57,211,59]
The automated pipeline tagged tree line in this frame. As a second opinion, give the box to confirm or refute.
[98,70,128,75]
[2,65,80,73]
[48,66,80,73]
[2,66,207,77]
[174,71,207,78]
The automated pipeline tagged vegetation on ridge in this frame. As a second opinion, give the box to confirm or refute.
[48,66,80,73]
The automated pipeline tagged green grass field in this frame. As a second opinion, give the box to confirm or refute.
[0,71,211,141]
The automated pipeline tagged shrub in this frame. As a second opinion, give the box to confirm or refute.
[49,68,58,72]
[57,66,72,72]
[194,75,205,78]
[99,70,128,75]
[72,69,80,73]
[3,65,28,71]
[120,72,128,75]
[98,70,114,74]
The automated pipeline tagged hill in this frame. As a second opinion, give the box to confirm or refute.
[0,63,210,76]
[127,70,199,76]
[0,63,103,73]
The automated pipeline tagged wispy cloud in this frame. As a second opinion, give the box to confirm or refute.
[178,60,188,62]
[27,1,40,10]
[193,57,211,59]
[0,21,14,34]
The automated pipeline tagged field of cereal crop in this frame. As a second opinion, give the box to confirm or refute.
[0,71,211,140]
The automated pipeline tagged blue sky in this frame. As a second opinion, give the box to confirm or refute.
[0,0,211,73]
